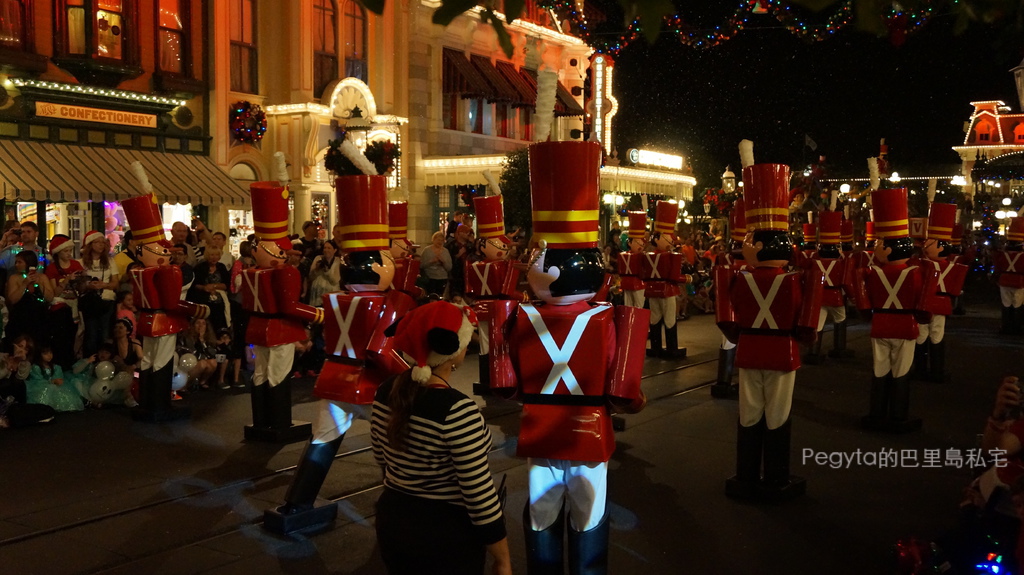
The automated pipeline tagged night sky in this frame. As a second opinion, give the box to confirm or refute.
[611,9,1024,190]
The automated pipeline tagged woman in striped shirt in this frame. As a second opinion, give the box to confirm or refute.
[371,301,511,575]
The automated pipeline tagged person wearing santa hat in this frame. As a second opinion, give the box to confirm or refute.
[466,194,519,396]
[120,194,210,422]
[642,201,691,359]
[488,141,649,574]
[803,211,848,365]
[711,197,747,399]
[263,174,415,535]
[240,182,324,442]
[715,163,824,501]
[370,301,511,575]
[911,203,967,384]
[44,235,84,368]
[850,187,936,433]
[387,201,422,301]
[617,211,648,309]
[995,218,1024,335]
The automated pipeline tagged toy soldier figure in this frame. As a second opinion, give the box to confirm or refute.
[794,222,817,269]
[851,187,935,433]
[804,211,847,365]
[711,197,747,399]
[995,218,1024,335]
[714,163,823,501]
[387,201,421,301]
[949,223,970,316]
[912,203,967,384]
[466,194,519,396]
[489,141,649,574]
[264,174,414,534]
[617,211,648,309]
[122,193,209,422]
[241,183,324,442]
[642,201,690,359]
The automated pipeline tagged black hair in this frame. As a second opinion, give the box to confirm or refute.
[542,248,605,297]
[817,243,841,259]
[882,236,915,261]
[750,231,792,262]
[14,250,37,270]
[114,317,134,336]
[115,290,132,304]
[933,239,952,258]
[213,231,227,240]
[97,342,116,356]
[343,250,384,286]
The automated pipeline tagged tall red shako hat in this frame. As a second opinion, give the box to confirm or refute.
[121,193,170,247]
[802,223,817,243]
[951,223,963,247]
[473,195,508,243]
[818,211,841,245]
[1008,217,1024,242]
[336,176,388,252]
[388,301,478,384]
[841,219,854,244]
[926,203,956,242]
[627,211,647,240]
[865,222,876,243]
[388,202,408,242]
[250,182,293,252]
[871,188,910,240]
[729,197,747,242]
[529,141,601,249]
[653,201,678,237]
[743,164,790,232]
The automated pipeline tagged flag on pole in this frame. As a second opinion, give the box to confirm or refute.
[804,134,818,151]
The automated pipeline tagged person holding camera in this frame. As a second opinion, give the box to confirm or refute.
[78,231,119,358]
[5,251,53,350]
[43,236,83,368]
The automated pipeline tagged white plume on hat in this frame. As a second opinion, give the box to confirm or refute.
[739,140,755,169]
[273,152,290,185]
[130,161,153,194]
[340,139,379,176]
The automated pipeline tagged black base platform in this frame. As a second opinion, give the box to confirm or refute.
[263,499,339,535]
[244,421,312,443]
[709,382,738,399]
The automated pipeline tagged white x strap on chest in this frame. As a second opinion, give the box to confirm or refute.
[873,265,915,310]
[815,260,837,287]
[472,263,492,296]
[328,295,362,359]
[646,253,662,278]
[1007,252,1023,273]
[242,271,264,313]
[131,271,150,309]
[931,260,953,293]
[742,271,787,330]
[522,304,605,396]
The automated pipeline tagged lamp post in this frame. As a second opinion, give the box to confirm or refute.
[345,106,371,148]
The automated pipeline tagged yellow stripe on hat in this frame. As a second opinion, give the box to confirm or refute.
[929,225,953,233]
[538,231,599,244]
[819,232,841,239]
[533,210,600,222]
[875,219,908,229]
[340,224,390,234]
[745,208,790,217]
[133,224,164,237]
[255,219,289,229]
[748,221,788,231]
[479,222,504,233]
[342,239,390,249]
[259,230,290,240]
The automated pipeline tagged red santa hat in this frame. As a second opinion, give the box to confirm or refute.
[743,164,790,232]
[473,195,509,243]
[529,141,601,249]
[250,182,294,252]
[336,176,389,252]
[388,202,408,242]
[82,230,105,250]
[729,198,747,242]
[817,212,841,245]
[627,211,647,240]
[121,194,167,245]
[871,188,910,239]
[386,301,478,384]
[49,235,74,256]
[926,203,956,242]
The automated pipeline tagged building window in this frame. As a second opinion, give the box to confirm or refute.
[519,106,533,141]
[0,0,26,49]
[496,104,511,138]
[62,0,129,59]
[443,93,458,130]
[314,0,337,98]
[343,0,366,82]
[979,132,990,141]
[468,98,484,134]
[157,0,187,74]
[230,0,257,93]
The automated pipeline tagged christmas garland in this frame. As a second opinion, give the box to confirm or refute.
[229,101,267,144]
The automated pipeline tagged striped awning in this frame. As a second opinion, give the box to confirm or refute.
[470,54,529,106]
[495,61,536,108]
[0,139,249,205]
[442,47,493,100]
[519,69,585,117]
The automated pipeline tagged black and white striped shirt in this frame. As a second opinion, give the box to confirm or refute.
[371,376,506,544]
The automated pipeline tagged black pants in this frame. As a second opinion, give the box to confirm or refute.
[375,488,485,575]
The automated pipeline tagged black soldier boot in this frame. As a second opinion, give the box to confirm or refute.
[827,320,855,358]
[524,503,565,575]
[861,374,889,431]
[912,343,929,381]
[884,372,922,433]
[473,354,492,396]
[759,418,806,501]
[245,378,311,443]
[802,333,825,365]
[710,347,738,399]
[263,434,345,534]
[568,511,609,575]
[646,324,662,358]
[662,324,686,359]
[726,416,765,500]
[133,362,189,422]
[926,340,950,384]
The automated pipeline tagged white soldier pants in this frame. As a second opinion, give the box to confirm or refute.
[312,399,372,443]
[721,333,736,351]
[253,344,294,389]
[141,334,176,372]
[649,296,677,328]
[1000,286,1024,308]
[527,458,608,532]
[871,337,915,378]
[915,315,946,345]
[816,305,847,332]
[478,319,491,355]
[623,290,645,309]
[738,368,795,429]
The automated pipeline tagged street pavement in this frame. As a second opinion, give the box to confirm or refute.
[0,276,1017,574]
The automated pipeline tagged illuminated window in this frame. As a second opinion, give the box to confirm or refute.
[314,0,337,98]
[979,133,990,141]
[61,0,131,60]
[519,106,532,141]
[157,0,188,74]
[343,0,366,81]
[230,0,257,93]
[0,0,26,50]
[976,121,995,143]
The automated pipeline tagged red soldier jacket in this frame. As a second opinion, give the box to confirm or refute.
[714,267,823,373]
[390,257,421,299]
[641,251,685,298]
[809,255,847,308]
[241,266,324,347]
[919,258,967,316]
[314,289,414,405]
[488,300,650,463]
[465,259,519,299]
[995,251,1024,289]
[617,252,646,291]
[852,264,933,340]
[130,266,207,338]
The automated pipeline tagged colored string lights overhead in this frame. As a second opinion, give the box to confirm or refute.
[537,0,935,56]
